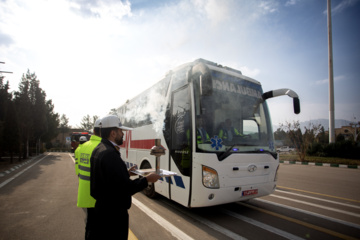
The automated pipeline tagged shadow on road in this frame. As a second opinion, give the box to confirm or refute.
[0,152,75,195]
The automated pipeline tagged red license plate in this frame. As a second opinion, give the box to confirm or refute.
[242,189,258,196]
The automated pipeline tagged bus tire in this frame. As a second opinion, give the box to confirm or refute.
[141,161,157,198]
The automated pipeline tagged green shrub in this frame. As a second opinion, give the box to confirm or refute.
[307,143,323,156]
[322,141,360,159]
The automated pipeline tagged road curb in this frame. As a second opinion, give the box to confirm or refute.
[0,155,42,177]
[280,160,360,169]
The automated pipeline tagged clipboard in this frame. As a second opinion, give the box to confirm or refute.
[131,168,177,177]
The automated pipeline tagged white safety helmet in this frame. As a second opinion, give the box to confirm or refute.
[79,136,87,142]
[100,115,132,131]
[94,118,101,128]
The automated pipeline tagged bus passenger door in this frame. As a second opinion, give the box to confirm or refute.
[169,86,192,207]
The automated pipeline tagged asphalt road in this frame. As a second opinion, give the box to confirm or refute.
[0,153,85,240]
[0,152,359,240]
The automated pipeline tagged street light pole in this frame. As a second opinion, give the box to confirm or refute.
[327,0,335,143]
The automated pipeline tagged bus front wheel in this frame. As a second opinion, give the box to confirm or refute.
[141,161,157,198]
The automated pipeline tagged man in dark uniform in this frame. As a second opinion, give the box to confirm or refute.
[89,115,161,239]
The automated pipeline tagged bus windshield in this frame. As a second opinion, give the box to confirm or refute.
[194,70,276,160]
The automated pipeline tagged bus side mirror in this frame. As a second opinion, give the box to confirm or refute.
[293,97,300,114]
[262,88,301,115]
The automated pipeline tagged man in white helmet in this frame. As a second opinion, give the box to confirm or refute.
[89,115,161,240]
[76,118,102,240]
[75,135,88,176]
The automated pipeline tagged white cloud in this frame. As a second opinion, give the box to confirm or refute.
[0,0,285,126]
[315,75,346,85]
[333,0,358,14]
[323,0,358,16]
[68,0,132,19]
[285,0,298,7]
[192,0,232,26]
[239,66,261,78]
[89,1,132,20]
[259,1,279,14]
[1,0,356,127]
[247,0,279,21]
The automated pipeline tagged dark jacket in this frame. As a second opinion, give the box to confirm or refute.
[90,138,148,209]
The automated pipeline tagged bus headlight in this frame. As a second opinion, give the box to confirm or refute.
[202,165,219,189]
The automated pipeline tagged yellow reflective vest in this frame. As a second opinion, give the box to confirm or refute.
[77,135,101,208]
[74,143,85,176]
[218,127,241,140]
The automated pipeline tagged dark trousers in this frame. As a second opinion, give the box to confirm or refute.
[89,201,129,240]
[85,208,95,240]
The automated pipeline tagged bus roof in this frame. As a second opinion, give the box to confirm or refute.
[121,58,262,107]
[167,58,261,85]
[207,64,261,85]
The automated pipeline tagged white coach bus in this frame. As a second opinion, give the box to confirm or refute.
[118,58,300,208]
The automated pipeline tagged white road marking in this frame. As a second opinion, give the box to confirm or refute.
[179,211,247,240]
[159,198,247,240]
[132,198,194,240]
[270,194,360,218]
[69,153,75,163]
[276,189,360,209]
[222,209,305,240]
[0,154,49,189]
[255,198,360,230]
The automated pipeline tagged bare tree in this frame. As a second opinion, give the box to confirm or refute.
[274,128,292,146]
[349,121,360,142]
[280,120,321,162]
[79,115,100,132]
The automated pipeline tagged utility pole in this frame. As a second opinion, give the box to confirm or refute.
[327,0,335,143]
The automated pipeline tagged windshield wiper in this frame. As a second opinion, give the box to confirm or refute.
[218,144,238,160]
[217,145,277,161]
[220,143,256,157]
[244,149,277,159]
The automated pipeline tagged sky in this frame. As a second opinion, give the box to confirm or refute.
[0,0,359,128]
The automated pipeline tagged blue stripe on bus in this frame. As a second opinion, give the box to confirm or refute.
[173,175,185,188]
[165,176,173,185]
